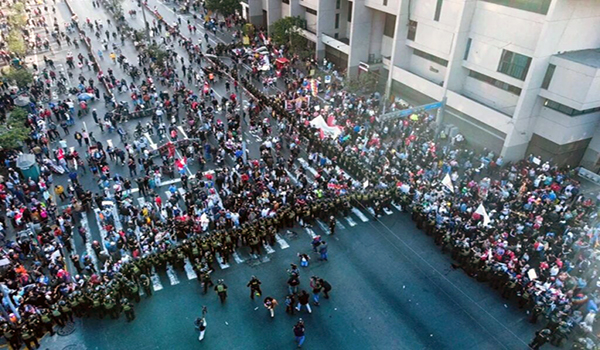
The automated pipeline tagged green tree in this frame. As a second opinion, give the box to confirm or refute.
[2,66,33,88]
[270,17,311,59]
[8,2,27,28]
[7,30,26,57]
[0,107,30,150]
[145,43,169,69]
[345,72,379,95]
[204,0,241,18]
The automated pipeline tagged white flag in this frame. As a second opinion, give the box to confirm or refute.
[442,173,454,193]
[475,203,491,226]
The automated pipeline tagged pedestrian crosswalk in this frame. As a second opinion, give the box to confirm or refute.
[95,197,406,292]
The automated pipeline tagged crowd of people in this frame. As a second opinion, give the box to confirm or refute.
[0,0,597,348]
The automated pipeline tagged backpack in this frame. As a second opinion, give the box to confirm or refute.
[217,284,225,293]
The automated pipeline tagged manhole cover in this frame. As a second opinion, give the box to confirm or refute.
[62,344,86,350]
[57,321,76,336]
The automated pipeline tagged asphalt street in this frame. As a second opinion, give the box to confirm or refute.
[31,1,541,349]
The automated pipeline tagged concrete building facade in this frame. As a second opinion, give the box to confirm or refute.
[241,0,600,171]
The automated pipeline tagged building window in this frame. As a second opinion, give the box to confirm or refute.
[498,50,531,81]
[407,20,417,41]
[464,38,472,61]
[544,99,600,117]
[282,0,289,3]
[414,49,448,67]
[434,0,443,21]
[348,3,353,22]
[335,13,340,29]
[481,0,551,15]
[383,0,388,5]
[383,14,396,37]
[336,0,340,10]
[306,8,317,16]
[334,33,339,39]
[468,70,522,95]
[541,64,555,90]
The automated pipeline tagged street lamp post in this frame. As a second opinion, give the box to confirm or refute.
[140,0,151,41]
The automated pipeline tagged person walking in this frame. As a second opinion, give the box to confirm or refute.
[285,294,296,315]
[247,276,262,300]
[329,216,336,235]
[293,319,306,348]
[296,290,312,314]
[319,241,328,261]
[529,328,552,350]
[121,298,135,322]
[319,278,332,299]
[310,277,322,306]
[263,297,278,318]
[194,317,207,341]
[287,273,300,295]
[214,280,228,303]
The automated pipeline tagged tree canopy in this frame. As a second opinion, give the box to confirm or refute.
[0,107,30,150]
[204,0,241,18]
[270,17,312,59]
[3,66,33,89]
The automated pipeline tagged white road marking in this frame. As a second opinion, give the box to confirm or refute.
[177,125,188,139]
[352,207,370,222]
[384,207,394,215]
[150,267,163,291]
[285,169,300,186]
[145,133,157,150]
[304,227,317,238]
[93,208,110,253]
[263,242,275,254]
[233,251,245,264]
[80,212,99,270]
[336,219,346,230]
[367,207,376,216]
[138,197,146,206]
[316,219,329,233]
[215,253,230,269]
[275,234,289,249]
[391,202,403,212]
[345,216,357,227]
[298,158,318,176]
[166,264,180,285]
[183,258,197,280]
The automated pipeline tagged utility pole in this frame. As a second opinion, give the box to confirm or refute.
[140,0,151,41]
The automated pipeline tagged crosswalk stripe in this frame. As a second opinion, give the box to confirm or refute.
[275,234,289,249]
[285,169,300,186]
[233,251,245,264]
[183,258,197,280]
[144,133,157,150]
[263,242,275,254]
[391,202,403,212]
[345,216,357,227]
[150,267,163,291]
[352,207,370,222]
[166,264,180,285]
[384,207,394,215]
[93,208,110,253]
[305,227,317,238]
[336,219,346,230]
[177,126,188,139]
[215,253,230,269]
[316,219,329,234]
[298,158,318,177]
[138,197,146,206]
[367,207,376,217]
[80,212,99,270]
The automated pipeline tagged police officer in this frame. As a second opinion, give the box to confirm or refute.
[214,280,228,304]
[139,274,152,297]
[121,298,135,322]
[247,276,262,300]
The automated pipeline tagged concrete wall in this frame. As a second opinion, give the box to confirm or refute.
[462,76,519,116]
[409,53,447,85]
[364,0,399,14]
[534,106,600,145]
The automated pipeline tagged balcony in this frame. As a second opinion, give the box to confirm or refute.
[321,33,350,55]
